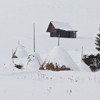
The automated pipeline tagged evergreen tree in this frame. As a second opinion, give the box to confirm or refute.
[83,26,100,71]
[95,28,100,51]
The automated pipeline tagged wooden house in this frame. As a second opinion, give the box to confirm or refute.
[47,21,77,38]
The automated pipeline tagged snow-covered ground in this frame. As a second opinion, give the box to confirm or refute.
[0,0,100,100]
[0,71,100,100]
[0,34,99,100]
[0,28,97,100]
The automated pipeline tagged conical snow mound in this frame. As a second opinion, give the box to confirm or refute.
[14,44,28,58]
[40,46,79,71]
[26,53,43,70]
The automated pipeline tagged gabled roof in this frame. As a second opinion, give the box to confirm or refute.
[50,21,76,31]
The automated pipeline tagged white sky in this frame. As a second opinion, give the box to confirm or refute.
[0,0,100,37]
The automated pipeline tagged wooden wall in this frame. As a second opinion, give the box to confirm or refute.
[50,29,76,38]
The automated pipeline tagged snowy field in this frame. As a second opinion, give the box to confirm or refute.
[0,71,100,100]
[0,35,99,100]
[0,0,100,100]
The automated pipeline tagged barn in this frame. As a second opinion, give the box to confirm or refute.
[47,21,77,38]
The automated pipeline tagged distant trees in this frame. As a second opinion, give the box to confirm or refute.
[83,27,100,72]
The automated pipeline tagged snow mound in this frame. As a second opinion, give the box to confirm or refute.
[26,53,43,70]
[41,46,79,71]
[13,43,28,58]
[13,52,43,70]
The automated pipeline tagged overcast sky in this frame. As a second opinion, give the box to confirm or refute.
[0,0,100,37]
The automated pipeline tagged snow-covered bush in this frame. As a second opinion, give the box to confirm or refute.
[83,32,100,72]
[26,53,43,70]
[83,54,100,71]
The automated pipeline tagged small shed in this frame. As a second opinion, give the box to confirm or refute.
[47,21,77,38]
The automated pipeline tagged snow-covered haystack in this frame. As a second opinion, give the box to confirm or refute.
[12,43,43,70]
[26,53,43,70]
[12,43,28,58]
[12,43,28,69]
[40,46,79,71]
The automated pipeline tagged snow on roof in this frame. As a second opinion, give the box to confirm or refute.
[44,46,80,71]
[15,43,28,58]
[51,21,75,31]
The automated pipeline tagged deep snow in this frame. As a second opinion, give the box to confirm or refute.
[0,71,100,100]
[0,0,100,100]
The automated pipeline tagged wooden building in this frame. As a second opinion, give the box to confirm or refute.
[47,21,77,38]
